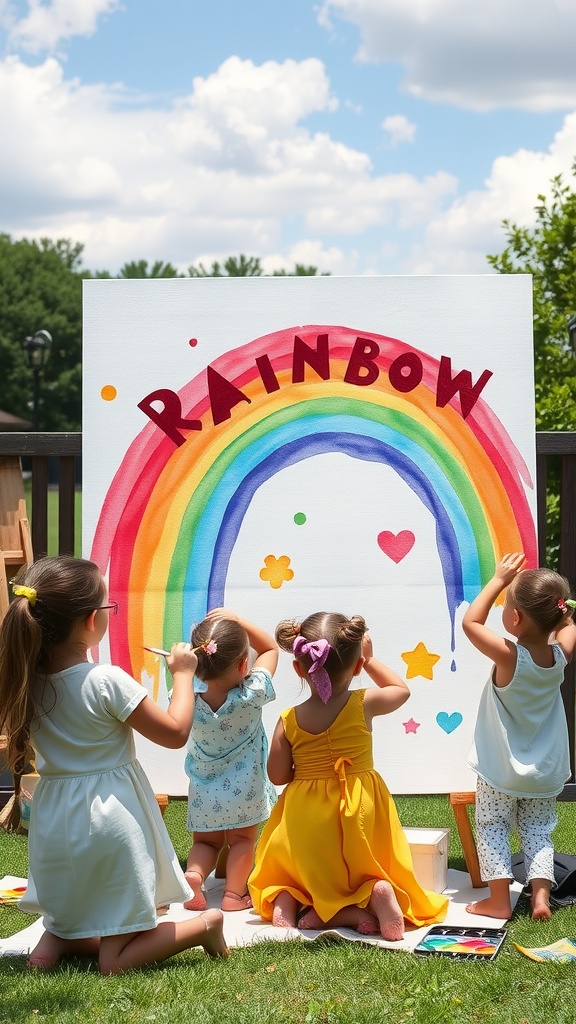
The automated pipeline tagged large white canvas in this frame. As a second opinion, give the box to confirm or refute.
[82,275,536,795]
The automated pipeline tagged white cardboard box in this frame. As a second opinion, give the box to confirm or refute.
[403,826,450,894]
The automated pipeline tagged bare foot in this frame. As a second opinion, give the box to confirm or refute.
[368,881,405,941]
[355,911,380,935]
[531,892,551,921]
[529,879,552,921]
[298,907,325,930]
[272,891,298,928]
[466,897,512,919]
[221,890,253,912]
[27,932,67,969]
[199,909,229,958]
[324,906,380,934]
[183,871,207,912]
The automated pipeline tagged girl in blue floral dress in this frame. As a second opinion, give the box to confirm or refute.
[184,609,278,911]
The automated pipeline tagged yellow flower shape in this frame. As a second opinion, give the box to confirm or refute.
[259,554,294,589]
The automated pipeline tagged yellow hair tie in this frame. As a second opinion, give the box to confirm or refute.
[12,585,37,606]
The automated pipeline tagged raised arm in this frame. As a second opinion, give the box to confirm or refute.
[361,633,411,726]
[127,643,197,748]
[554,615,576,664]
[462,553,525,685]
[205,607,279,675]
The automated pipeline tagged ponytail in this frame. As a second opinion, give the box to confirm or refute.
[0,556,103,828]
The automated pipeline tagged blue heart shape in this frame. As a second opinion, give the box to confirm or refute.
[436,711,463,734]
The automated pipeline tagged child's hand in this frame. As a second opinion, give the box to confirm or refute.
[362,632,374,666]
[167,642,198,676]
[494,552,525,586]
[205,607,238,624]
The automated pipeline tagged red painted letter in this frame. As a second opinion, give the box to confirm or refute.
[138,389,202,447]
[207,365,251,425]
[256,354,280,393]
[388,352,423,393]
[344,337,380,387]
[436,356,493,419]
[292,334,330,383]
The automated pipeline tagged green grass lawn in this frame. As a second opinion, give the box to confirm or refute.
[2,796,576,1024]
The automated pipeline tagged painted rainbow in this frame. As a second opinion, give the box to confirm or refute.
[91,326,536,682]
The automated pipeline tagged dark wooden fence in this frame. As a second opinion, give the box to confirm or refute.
[1,430,575,795]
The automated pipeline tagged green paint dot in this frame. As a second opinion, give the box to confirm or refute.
[294,512,307,526]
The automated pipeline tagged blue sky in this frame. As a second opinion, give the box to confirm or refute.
[1,0,575,275]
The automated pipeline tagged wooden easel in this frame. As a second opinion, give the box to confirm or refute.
[0,457,34,826]
[449,791,483,887]
[0,456,33,620]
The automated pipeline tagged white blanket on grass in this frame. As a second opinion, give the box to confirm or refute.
[0,871,522,957]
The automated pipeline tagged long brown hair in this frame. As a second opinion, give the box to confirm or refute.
[0,556,103,825]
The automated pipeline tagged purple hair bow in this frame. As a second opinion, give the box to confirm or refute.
[293,636,332,704]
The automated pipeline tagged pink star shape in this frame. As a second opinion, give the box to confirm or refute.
[402,718,420,734]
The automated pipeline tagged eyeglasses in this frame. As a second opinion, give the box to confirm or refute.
[97,602,118,615]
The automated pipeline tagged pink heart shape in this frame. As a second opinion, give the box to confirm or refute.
[377,530,415,563]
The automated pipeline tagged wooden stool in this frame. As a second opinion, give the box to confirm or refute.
[449,791,483,887]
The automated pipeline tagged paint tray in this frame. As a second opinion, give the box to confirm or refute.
[414,925,507,960]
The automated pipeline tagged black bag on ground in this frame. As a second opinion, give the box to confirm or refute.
[511,852,576,907]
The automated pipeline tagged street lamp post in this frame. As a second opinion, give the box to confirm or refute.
[569,314,576,357]
[22,330,52,430]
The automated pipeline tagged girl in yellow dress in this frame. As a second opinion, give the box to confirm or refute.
[248,612,448,939]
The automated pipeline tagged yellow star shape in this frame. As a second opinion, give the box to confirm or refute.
[401,641,441,680]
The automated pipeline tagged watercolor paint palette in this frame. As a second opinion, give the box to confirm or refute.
[414,925,507,960]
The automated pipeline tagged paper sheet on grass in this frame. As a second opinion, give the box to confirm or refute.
[0,871,522,956]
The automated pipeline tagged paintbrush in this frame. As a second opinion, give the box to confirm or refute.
[143,640,218,658]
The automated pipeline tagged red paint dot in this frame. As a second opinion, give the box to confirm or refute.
[189,338,198,347]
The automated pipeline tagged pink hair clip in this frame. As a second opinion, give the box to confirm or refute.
[193,639,218,655]
[558,599,568,613]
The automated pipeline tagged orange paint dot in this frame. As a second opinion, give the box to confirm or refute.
[101,385,117,401]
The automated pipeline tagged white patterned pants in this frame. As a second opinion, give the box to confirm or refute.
[475,777,556,884]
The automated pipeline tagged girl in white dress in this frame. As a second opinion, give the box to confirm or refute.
[0,556,228,972]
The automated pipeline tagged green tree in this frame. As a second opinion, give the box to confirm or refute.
[487,164,576,431]
[272,264,330,276]
[118,259,182,278]
[188,254,329,277]
[0,235,83,430]
[488,164,576,567]
[188,254,264,277]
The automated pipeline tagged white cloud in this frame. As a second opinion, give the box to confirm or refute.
[260,240,355,276]
[4,0,121,53]
[408,112,576,273]
[382,114,416,146]
[320,0,576,112]
[0,54,457,272]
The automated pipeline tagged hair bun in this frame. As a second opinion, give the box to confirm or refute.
[275,619,301,653]
[336,614,367,646]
